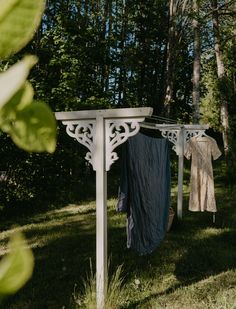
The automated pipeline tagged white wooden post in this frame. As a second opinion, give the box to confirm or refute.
[155,125,184,220]
[95,115,107,309]
[177,128,184,219]
[55,107,153,309]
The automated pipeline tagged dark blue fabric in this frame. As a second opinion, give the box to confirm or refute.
[117,133,171,255]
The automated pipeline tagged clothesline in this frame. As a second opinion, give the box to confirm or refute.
[145,115,176,124]
[140,120,210,219]
[116,127,220,257]
[55,107,218,308]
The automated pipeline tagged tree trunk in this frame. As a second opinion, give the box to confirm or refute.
[192,0,201,124]
[164,0,177,117]
[211,0,230,154]
[101,0,110,92]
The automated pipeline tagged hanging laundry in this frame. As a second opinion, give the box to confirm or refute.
[117,132,171,255]
[184,135,221,212]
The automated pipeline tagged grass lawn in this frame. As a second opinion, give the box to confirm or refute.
[0,179,235,308]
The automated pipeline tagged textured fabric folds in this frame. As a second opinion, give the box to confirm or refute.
[117,133,171,255]
[184,135,221,212]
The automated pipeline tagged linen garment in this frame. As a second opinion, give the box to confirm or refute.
[184,135,221,212]
[117,133,171,255]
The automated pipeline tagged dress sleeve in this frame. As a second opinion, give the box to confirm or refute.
[211,139,222,160]
[184,140,192,160]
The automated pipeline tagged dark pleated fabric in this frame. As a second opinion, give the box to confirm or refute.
[117,133,171,255]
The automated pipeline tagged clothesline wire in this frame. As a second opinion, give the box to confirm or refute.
[145,115,177,124]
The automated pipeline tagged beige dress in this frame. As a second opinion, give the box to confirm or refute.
[184,135,221,212]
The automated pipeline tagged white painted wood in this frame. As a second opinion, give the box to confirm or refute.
[56,106,211,307]
[95,115,107,309]
[62,120,96,170]
[105,118,145,171]
[177,128,184,219]
[160,129,179,154]
[56,107,153,309]
[141,123,209,131]
[55,107,152,121]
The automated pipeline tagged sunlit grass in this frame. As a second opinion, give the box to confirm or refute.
[73,262,125,309]
[0,201,97,257]
[0,182,235,308]
[144,270,236,309]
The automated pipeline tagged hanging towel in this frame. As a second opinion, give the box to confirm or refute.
[117,132,171,255]
[184,135,221,212]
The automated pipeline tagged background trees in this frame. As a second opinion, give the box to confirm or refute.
[0,0,235,209]
[6,0,235,125]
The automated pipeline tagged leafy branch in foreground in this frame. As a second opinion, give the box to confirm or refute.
[0,56,57,152]
[0,0,57,153]
[0,0,57,301]
[0,232,34,302]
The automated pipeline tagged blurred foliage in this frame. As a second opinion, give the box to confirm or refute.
[0,232,34,300]
[0,0,57,154]
[0,0,45,59]
[0,0,58,301]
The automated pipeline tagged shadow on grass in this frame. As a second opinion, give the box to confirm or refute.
[174,229,236,282]
[116,188,236,308]
[172,187,236,285]
[0,184,235,309]
[0,206,97,309]
[122,227,236,309]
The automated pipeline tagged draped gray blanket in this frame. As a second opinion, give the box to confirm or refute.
[117,133,171,255]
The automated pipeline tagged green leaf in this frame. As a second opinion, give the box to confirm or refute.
[0,232,34,296]
[9,101,57,153]
[0,56,37,109]
[0,0,46,59]
[0,57,57,154]
[0,82,34,132]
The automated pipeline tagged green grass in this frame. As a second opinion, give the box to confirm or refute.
[0,182,235,308]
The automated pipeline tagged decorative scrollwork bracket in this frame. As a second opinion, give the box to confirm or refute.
[105,118,144,171]
[62,120,96,170]
[160,129,179,154]
[160,128,208,155]
[184,129,206,142]
[61,117,146,171]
